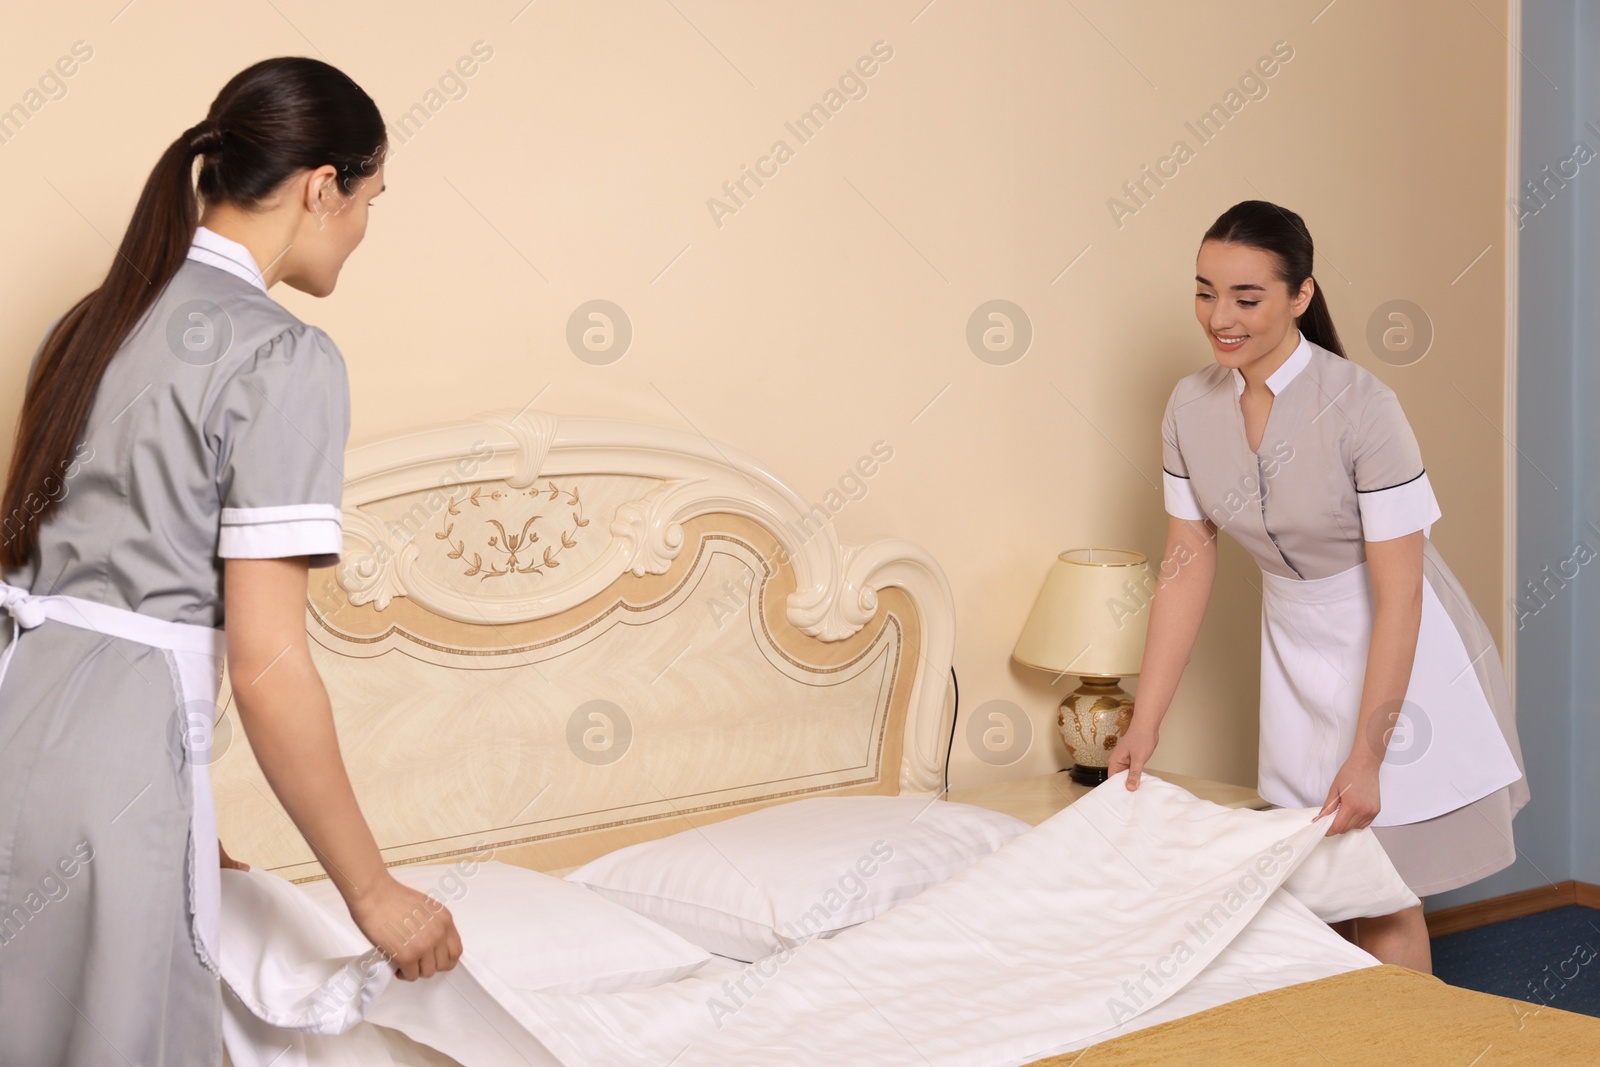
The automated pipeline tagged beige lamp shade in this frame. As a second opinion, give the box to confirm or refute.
[1012,548,1153,678]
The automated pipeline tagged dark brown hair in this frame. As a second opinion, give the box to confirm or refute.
[1201,199,1346,358]
[2,57,385,569]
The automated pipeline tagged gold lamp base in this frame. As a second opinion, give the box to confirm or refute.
[1057,676,1135,786]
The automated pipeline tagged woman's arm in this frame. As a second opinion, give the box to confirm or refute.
[1317,531,1424,834]
[1109,514,1219,788]
[223,556,463,980]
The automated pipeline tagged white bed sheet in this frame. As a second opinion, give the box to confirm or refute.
[224,774,1404,1067]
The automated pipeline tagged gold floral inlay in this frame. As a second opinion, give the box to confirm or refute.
[435,482,591,580]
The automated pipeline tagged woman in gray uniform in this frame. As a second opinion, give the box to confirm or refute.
[1110,200,1528,973]
[0,58,461,1062]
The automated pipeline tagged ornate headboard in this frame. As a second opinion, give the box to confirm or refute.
[210,410,956,880]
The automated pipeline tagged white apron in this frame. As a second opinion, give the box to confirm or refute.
[0,580,227,972]
[1256,560,1522,826]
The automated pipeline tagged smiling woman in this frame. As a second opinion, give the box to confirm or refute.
[1111,199,1529,977]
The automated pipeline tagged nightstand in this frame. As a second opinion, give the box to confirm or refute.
[946,768,1269,825]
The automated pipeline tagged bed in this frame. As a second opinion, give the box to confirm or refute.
[212,408,1600,1067]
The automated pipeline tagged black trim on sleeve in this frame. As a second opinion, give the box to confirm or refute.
[1356,468,1426,494]
[1162,467,1190,480]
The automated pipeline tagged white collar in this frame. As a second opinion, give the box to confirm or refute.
[186,225,268,292]
[1231,331,1312,396]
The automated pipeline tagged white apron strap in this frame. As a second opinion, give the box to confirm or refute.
[0,580,227,973]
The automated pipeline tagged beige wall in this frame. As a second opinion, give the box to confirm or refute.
[0,2,1511,791]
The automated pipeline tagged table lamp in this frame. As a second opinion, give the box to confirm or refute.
[1012,548,1153,785]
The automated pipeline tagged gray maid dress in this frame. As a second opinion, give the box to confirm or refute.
[0,225,349,1064]
[1161,330,1529,897]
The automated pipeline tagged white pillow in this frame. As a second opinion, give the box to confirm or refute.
[1280,823,1420,923]
[220,858,712,1034]
[565,795,1031,961]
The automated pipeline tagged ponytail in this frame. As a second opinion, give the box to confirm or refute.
[2,58,384,569]
[1200,200,1346,358]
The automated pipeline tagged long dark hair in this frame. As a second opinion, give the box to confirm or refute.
[1201,200,1345,358]
[2,57,385,570]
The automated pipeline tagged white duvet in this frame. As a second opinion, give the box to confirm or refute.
[223,773,1416,1067]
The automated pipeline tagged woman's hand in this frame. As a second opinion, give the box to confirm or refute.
[345,875,464,982]
[219,839,250,871]
[1317,756,1381,834]
[1108,716,1159,790]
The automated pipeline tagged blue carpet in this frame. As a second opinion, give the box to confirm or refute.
[1431,905,1600,1018]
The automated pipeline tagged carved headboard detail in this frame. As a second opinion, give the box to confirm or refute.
[211,410,955,879]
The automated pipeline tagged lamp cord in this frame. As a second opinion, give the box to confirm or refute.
[943,665,959,797]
